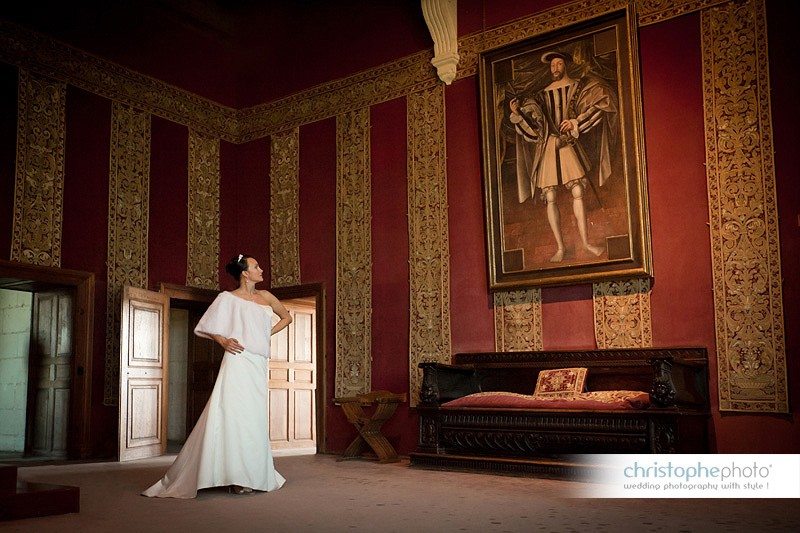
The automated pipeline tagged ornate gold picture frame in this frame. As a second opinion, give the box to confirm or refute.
[480,7,651,289]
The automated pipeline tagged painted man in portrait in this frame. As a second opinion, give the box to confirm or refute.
[507,49,618,263]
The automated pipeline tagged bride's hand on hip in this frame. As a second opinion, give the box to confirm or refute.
[221,337,245,354]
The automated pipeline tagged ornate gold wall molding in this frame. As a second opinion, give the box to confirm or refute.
[702,0,787,413]
[2,1,730,142]
[10,70,65,266]
[638,0,729,26]
[334,108,373,398]
[456,0,628,80]
[0,20,237,141]
[493,289,543,351]
[593,278,653,349]
[105,102,151,404]
[186,130,221,291]
[269,128,301,288]
[407,85,451,406]
[237,52,437,142]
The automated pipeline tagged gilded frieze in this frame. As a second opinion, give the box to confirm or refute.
[334,109,373,398]
[407,85,451,406]
[105,102,151,405]
[187,130,221,291]
[2,1,736,142]
[593,278,652,349]
[237,51,437,142]
[493,289,543,352]
[702,0,787,412]
[637,0,729,26]
[457,0,628,80]
[10,70,65,266]
[0,20,237,141]
[269,128,301,288]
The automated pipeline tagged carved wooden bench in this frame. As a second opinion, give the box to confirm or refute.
[410,348,710,478]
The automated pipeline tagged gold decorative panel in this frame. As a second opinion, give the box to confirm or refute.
[187,130,220,290]
[638,0,729,26]
[593,279,653,349]
[11,70,65,266]
[2,1,733,143]
[237,52,436,141]
[269,128,301,288]
[702,0,787,412]
[0,20,237,141]
[456,0,628,81]
[334,109,372,398]
[105,102,151,405]
[407,85,451,406]
[493,290,543,351]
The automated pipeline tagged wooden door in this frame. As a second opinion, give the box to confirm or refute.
[269,300,317,455]
[118,286,169,461]
[26,290,73,457]
[185,306,224,432]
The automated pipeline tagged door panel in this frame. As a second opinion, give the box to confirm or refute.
[118,286,169,461]
[269,301,317,455]
[269,389,289,441]
[27,290,72,457]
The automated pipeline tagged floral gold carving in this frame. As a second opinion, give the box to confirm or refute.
[407,85,451,406]
[105,102,151,404]
[593,278,653,349]
[637,0,729,26]
[237,51,437,141]
[269,128,301,288]
[2,1,732,143]
[335,109,373,397]
[187,130,221,291]
[0,20,237,141]
[493,290,543,351]
[11,70,65,266]
[456,0,628,81]
[702,0,787,412]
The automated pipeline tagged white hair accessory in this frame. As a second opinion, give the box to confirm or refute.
[237,254,243,262]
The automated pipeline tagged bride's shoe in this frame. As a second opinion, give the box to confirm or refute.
[229,485,248,495]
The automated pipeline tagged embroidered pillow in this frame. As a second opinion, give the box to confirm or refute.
[533,367,588,398]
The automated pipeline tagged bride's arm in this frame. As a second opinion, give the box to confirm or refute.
[260,290,292,335]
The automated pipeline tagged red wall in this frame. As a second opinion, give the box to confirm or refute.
[148,117,189,290]
[0,0,797,457]
[297,118,341,450]
[61,87,113,454]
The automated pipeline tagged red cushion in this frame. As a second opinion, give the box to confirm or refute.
[441,390,651,410]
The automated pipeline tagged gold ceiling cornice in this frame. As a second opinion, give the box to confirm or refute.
[3,0,729,143]
[0,19,238,141]
[637,0,730,26]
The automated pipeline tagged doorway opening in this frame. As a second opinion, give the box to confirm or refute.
[0,259,94,461]
[160,283,326,457]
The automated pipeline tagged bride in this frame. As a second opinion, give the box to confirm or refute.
[143,254,291,498]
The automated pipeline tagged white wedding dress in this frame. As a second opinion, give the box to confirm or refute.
[142,291,286,498]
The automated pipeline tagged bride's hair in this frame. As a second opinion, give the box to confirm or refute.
[225,253,252,281]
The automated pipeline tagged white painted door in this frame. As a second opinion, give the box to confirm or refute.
[269,300,316,456]
[118,286,169,461]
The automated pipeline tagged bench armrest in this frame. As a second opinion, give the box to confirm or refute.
[651,357,709,409]
[419,362,480,405]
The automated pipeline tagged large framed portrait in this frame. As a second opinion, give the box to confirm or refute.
[480,8,652,289]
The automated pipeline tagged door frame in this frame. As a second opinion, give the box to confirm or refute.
[159,283,221,443]
[270,283,327,454]
[0,259,94,458]
[157,282,327,454]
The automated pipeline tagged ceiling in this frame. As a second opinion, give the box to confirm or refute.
[0,0,433,106]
